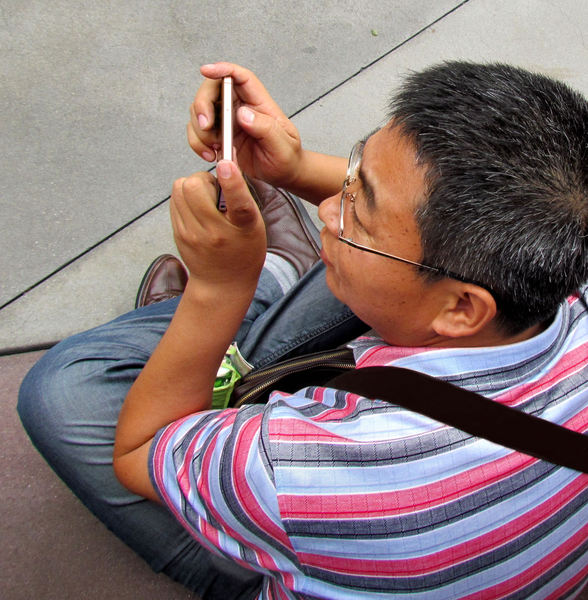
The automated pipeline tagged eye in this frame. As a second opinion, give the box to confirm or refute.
[350,196,364,229]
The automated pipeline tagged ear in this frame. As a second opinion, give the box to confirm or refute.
[431,283,497,339]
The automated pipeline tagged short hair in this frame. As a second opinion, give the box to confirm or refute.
[388,61,588,334]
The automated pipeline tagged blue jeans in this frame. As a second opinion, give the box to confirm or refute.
[17,260,367,598]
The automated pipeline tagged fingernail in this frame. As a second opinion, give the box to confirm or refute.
[217,161,232,179]
[202,150,215,162]
[198,114,208,129]
[240,107,254,124]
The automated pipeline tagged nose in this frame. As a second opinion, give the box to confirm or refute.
[318,193,340,235]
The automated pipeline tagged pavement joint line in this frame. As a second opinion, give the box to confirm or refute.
[0,194,171,312]
[287,0,471,121]
[0,341,58,358]
[0,0,472,354]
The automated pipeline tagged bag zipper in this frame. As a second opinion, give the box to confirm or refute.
[232,348,355,407]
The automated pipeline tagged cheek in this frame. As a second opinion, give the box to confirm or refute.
[323,245,358,298]
[333,253,382,308]
[331,245,357,283]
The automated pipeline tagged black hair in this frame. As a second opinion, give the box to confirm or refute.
[388,61,588,334]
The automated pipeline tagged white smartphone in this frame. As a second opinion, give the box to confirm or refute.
[221,76,233,160]
[217,76,233,210]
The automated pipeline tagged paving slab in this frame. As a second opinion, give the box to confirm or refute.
[0,351,197,600]
[1,0,587,353]
[0,0,461,309]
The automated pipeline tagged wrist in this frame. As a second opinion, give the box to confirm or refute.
[284,147,311,188]
[283,150,347,206]
[182,275,257,309]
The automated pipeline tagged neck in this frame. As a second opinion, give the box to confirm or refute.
[432,321,546,349]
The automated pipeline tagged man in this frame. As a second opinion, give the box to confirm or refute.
[19,62,588,598]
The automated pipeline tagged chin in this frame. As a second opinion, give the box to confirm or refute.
[324,269,344,302]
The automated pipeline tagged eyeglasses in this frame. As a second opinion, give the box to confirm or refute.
[338,141,493,291]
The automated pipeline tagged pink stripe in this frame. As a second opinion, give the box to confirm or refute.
[544,563,588,600]
[296,475,587,576]
[232,416,293,548]
[356,342,434,367]
[279,450,536,519]
[269,416,355,442]
[498,343,588,407]
[460,525,588,600]
[152,417,196,524]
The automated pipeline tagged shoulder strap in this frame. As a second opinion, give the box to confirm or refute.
[328,366,588,473]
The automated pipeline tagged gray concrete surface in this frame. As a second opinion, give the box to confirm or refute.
[3,0,588,352]
[1,0,460,312]
[2,0,588,598]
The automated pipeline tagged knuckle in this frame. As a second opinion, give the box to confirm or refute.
[172,177,185,196]
[182,175,203,195]
[232,205,258,227]
[192,97,208,117]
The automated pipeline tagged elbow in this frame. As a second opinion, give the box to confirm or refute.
[112,449,134,492]
[112,434,130,488]
[112,442,161,503]
[112,452,127,488]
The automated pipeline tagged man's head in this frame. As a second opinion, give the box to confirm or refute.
[319,61,588,346]
[389,61,588,335]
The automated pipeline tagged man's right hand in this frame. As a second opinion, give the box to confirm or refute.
[188,62,303,190]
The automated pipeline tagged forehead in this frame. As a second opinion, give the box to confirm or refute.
[361,123,426,215]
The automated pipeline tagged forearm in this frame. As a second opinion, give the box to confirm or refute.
[283,150,347,206]
[114,279,253,458]
[113,162,266,500]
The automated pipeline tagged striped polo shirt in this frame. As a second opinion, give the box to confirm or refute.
[150,288,588,599]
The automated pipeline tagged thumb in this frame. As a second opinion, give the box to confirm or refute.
[216,160,261,228]
[236,105,283,144]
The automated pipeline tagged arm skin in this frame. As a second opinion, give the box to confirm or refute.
[188,62,347,206]
[113,162,267,502]
[284,150,347,206]
[114,62,347,500]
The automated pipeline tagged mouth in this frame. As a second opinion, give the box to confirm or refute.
[320,247,330,266]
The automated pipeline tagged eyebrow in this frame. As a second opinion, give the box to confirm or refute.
[357,136,377,212]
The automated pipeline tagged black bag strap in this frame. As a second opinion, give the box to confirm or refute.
[328,366,588,473]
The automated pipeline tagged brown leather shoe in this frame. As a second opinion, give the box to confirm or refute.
[135,254,189,308]
[246,177,321,278]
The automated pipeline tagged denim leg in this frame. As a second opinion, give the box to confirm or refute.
[17,296,263,598]
[17,261,366,597]
[238,261,368,367]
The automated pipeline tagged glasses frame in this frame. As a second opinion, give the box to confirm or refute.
[337,141,493,291]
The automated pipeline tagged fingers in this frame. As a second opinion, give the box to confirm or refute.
[188,85,221,162]
[170,173,217,239]
[170,166,259,236]
[199,63,279,110]
[235,104,296,146]
[170,167,266,287]
[234,104,296,162]
[216,160,261,229]
[189,62,288,162]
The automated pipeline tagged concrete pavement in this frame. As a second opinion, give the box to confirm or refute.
[2,1,588,598]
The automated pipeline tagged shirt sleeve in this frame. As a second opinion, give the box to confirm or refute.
[148,402,299,578]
